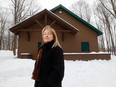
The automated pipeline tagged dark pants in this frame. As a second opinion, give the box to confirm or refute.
[34,80,40,87]
[34,79,52,87]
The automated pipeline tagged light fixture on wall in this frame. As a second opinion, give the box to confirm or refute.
[59,11,62,13]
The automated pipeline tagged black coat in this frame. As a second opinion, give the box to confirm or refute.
[35,41,64,87]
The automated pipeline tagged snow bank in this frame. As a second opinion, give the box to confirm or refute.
[0,50,13,57]
[0,50,116,87]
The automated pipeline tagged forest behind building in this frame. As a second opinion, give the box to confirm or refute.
[0,0,116,55]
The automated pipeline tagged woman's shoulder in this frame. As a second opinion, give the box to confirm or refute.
[52,46,63,53]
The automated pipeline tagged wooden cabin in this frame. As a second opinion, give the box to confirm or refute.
[9,4,110,60]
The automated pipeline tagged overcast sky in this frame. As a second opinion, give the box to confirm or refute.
[38,0,80,10]
[0,0,95,10]
[37,0,95,10]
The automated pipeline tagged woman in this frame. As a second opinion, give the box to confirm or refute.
[32,25,64,87]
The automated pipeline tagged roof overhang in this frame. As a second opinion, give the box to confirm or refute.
[9,9,79,34]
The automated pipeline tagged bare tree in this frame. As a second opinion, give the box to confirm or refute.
[99,0,116,19]
[10,0,41,55]
[71,0,92,23]
[94,0,116,55]
[0,9,7,50]
[94,17,106,51]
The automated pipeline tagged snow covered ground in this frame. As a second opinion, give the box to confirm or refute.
[0,50,116,87]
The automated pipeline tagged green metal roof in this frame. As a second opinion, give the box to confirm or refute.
[50,4,103,36]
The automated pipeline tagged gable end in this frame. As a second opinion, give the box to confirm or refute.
[51,4,103,36]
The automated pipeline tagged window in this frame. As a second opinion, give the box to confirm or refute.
[81,42,90,52]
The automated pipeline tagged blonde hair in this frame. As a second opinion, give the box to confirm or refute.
[42,25,62,48]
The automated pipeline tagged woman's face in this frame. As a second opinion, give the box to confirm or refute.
[43,29,54,43]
